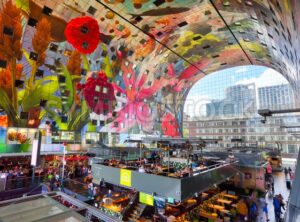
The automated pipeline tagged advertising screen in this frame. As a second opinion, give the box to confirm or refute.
[139,192,154,206]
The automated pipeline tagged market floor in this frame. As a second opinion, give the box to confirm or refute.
[257,171,291,222]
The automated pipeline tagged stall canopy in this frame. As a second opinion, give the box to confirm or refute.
[0,196,88,222]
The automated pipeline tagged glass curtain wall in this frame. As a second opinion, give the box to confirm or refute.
[184,66,300,154]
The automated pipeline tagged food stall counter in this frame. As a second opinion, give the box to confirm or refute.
[102,203,122,213]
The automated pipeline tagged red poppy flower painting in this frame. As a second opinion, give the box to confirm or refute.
[79,71,116,115]
[161,113,180,137]
[64,16,100,54]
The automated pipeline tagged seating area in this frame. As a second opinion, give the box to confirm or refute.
[101,156,230,179]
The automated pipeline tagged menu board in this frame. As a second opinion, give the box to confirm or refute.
[139,192,154,206]
[120,169,132,187]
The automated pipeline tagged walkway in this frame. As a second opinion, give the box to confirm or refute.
[258,171,291,222]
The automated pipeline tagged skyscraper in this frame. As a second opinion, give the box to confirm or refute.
[258,84,295,110]
[206,83,256,118]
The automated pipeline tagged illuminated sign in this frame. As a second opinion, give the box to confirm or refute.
[167,197,174,204]
[120,169,132,187]
[139,192,154,206]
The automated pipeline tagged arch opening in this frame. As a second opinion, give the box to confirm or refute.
[183,65,300,154]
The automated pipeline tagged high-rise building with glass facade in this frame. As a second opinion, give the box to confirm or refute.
[184,66,300,154]
[258,84,295,110]
[206,83,256,117]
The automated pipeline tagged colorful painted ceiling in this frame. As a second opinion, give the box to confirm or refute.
[0,0,300,137]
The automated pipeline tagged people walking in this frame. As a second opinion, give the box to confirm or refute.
[269,175,275,194]
[278,194,285,211]
[262,202,270,222]
[288,167,292,178]
[273,195,281,222]
[249,201,258,221]
[284,167,288,178]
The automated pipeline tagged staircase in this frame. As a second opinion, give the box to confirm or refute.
[122,192,147,222]
[127,203,146,222]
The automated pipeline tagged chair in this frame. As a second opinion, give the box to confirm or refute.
[224,216,230,222]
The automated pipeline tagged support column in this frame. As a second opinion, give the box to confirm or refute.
[286,150,300,221]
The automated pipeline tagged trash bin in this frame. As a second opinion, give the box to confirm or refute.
[286,180,291,189]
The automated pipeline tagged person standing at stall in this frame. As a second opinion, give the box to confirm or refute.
[237,199,248,221]
[87,179,94,198]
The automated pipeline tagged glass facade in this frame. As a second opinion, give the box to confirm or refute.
[184,66,300,153]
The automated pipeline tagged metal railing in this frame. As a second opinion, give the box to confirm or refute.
[3,175,45,191]
[192,161,238,175]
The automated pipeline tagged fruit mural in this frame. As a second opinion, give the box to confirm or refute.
[0,0,299,139]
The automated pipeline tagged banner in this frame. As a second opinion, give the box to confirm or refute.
[139,192,154,206]
[120,169,132,187]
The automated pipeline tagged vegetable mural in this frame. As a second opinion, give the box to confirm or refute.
[0,0,299,138]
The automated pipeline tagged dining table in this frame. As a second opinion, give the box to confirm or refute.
[199,210,218,219]
[222,194,238,200]
[207,204,225,211]
[217,199,232,205]
[219,209,230,214]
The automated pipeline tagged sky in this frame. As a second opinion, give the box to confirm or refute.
[184,65,289,117]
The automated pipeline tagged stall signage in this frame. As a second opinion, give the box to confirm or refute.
[139,192,154,206]
[120,169,132,187]
[167,197,175,204]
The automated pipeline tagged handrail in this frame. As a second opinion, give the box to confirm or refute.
[55,191,123,222]
[121,192,138,220]
[192,161,237,175]
[94,160,236,179]
[3,175,46,191]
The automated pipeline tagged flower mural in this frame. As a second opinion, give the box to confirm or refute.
[0,0,297,140]
[110,60,178,133]
[161,113,180,138]
[65,16,100,54]
[78,71,116,115]
[0,116,8,128]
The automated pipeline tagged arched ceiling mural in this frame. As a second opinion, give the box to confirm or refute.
[0,0,299,137]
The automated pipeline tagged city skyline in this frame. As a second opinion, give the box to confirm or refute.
[184,66,292,117]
